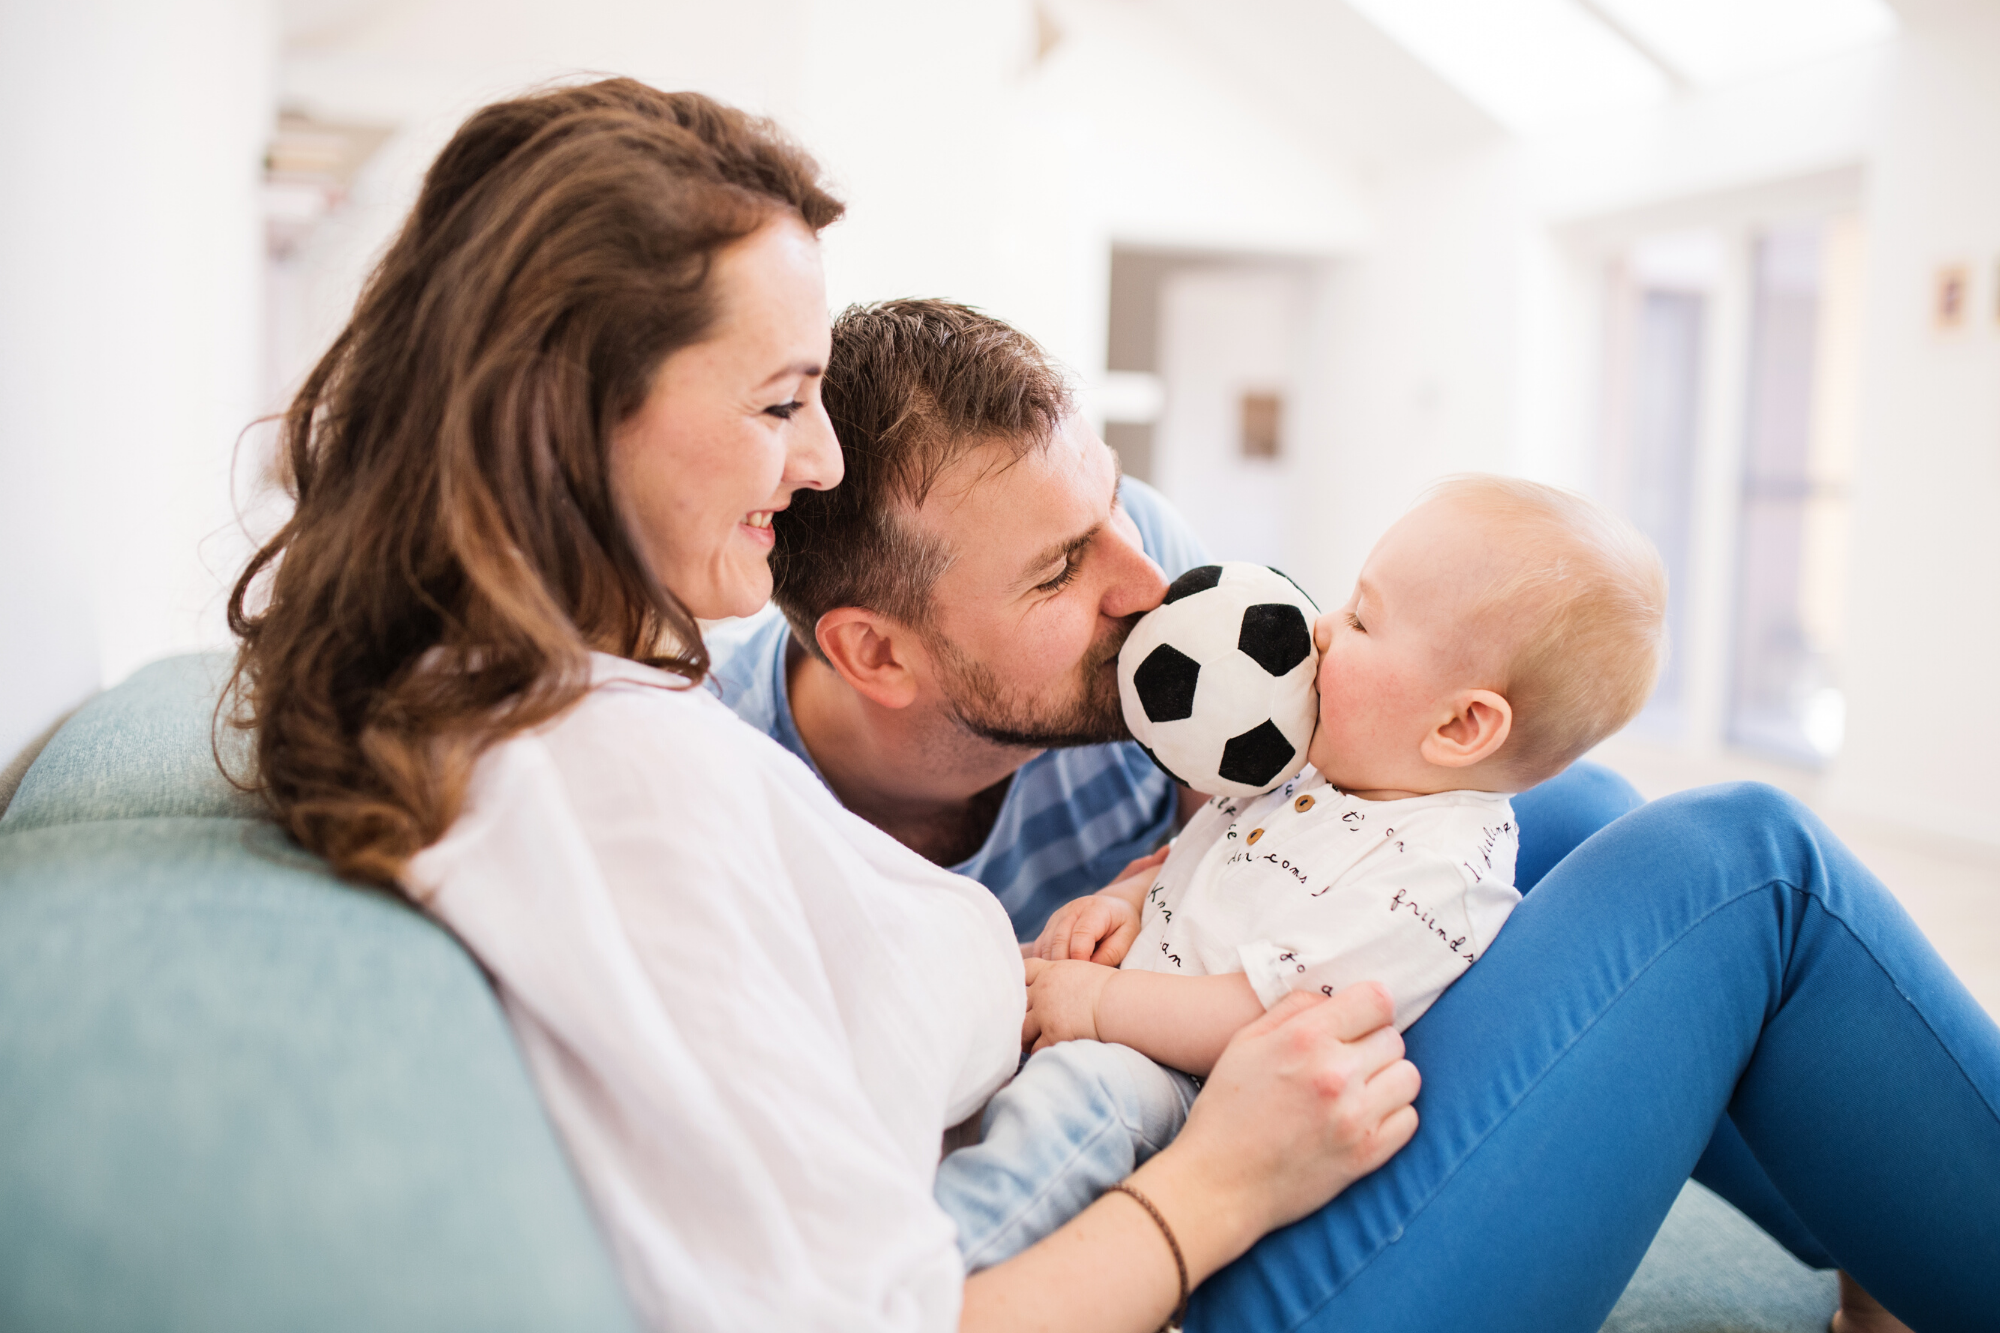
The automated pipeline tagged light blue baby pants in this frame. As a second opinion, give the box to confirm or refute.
[935,1040,1199,1271]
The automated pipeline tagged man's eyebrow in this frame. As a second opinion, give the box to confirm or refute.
[754,362,824,389]
[1021,523,1100,585]
[1019,449,1125,585]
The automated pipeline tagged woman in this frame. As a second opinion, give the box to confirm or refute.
[228,80,1999,1332]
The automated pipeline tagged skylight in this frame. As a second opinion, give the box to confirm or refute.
[1345,0,1670,134]
[1592,0,1899,87]
[1345,0,1901,136]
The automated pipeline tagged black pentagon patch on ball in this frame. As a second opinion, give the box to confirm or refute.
[1218,720,1297,788]
[1137,742,1190,789]
[1161,564,1223,605]
[1237,603,1312,676]
[1133,644,1201,723]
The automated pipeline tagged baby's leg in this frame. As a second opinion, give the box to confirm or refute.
[935,1041,1197,1271]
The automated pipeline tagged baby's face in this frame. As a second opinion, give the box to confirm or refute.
[1306,497,1512,793]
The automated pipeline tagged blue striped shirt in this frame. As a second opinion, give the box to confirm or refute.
[705,477,1211,941]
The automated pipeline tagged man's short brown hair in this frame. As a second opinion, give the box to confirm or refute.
[769,299,1073,658]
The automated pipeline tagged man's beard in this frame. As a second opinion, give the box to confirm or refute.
[931,615,1138,750]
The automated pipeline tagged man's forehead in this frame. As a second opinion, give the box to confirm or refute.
[907,415,1109,534]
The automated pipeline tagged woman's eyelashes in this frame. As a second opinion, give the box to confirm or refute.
[763,399,804,420]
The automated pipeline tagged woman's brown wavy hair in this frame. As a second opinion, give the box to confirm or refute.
[225,79,843,888]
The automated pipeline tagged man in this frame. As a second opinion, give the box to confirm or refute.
[707,299,1207,939]
[707,298,1642,944]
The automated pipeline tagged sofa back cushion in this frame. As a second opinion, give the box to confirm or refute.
[0,654,259,832]
[0,655,637,1333]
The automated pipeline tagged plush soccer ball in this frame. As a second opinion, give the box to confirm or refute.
[1118,563,1321,798]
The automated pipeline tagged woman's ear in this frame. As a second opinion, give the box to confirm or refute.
[1420,689,1512,770]
[815,608,920,709]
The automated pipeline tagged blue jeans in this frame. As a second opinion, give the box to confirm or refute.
[937,763,1649,1273]
[1191,777,2000,1333]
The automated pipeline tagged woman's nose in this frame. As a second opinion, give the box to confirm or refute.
[786,402,844,493]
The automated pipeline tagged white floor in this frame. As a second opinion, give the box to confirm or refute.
[1589,736,2000,1021]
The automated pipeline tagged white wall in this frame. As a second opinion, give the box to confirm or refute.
[0,0,1373,762]
[1292,146,1541,606]
[1288,2,2000,851]
[1829,3,2000,845]
[1152,266,1310,577]
[275,0,1372,403]
[0,0,272,761]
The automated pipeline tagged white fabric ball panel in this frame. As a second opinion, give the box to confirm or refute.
[1117,562,1321,798]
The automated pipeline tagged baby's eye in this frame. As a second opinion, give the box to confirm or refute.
[1346,612,1366,633]
[763,400,804,420]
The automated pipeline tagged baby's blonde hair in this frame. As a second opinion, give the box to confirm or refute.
[1420,474,1667,786]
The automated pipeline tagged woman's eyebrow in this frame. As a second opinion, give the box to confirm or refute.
[755,361,824,389]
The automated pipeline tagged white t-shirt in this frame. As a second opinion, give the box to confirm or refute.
[1125,769,1521,1031]
[405,654,1024,1333]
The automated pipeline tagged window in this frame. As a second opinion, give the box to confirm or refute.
[1728,218,1863,763]
[1598,234,1718,740]
[1595,215,1864,765]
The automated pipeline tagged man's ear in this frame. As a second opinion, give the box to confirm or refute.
[1420,689,1512,770]
[814,608,921,710]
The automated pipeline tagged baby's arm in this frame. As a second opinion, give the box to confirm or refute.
[1024,961,1264,1077]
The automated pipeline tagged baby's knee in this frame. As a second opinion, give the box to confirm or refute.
[1017,1041,1193,1148]
[1023,1039,1157,1105]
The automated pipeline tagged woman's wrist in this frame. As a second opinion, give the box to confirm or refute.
[1123,1136,1267,1285]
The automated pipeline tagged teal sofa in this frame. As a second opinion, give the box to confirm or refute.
[0,655,1838,1333]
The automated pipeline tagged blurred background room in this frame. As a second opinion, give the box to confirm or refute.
[4,0,1997,1008]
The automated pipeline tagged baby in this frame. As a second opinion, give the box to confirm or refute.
[934,475,1667,1270]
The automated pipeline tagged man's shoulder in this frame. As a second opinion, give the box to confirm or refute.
[702,605,790,735]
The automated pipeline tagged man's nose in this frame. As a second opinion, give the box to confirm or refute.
[1100,518,1169,618]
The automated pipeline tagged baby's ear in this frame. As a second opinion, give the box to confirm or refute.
[1422,689,1513,769]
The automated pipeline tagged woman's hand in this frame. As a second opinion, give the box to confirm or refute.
[963,980,1420,1333]
[1148,982,1420,1242]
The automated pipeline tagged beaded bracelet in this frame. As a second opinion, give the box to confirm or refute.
[1108,1181,1188,1332]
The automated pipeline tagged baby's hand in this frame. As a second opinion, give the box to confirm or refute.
[1034,893,1140,965]
[1021,958,1119,1052]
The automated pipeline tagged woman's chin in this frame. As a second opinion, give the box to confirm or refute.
[699,567,775,622]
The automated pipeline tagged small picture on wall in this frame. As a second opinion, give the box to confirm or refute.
[1241,391,1282,459]
[1933,262,1970,332]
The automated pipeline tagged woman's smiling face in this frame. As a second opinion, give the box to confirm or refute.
[610,214,842,621]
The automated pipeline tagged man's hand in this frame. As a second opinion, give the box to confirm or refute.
[1022,958,1119,1052]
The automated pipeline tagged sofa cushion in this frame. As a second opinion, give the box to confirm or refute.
[0,654,260,832]
[0,653,1840,1332]
[0,815,637,1333]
